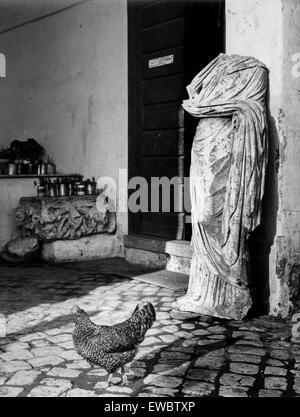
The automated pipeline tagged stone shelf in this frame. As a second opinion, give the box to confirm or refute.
[0,173,82,179]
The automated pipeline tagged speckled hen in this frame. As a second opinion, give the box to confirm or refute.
[72,303,156,385]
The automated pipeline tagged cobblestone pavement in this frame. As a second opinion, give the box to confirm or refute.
[0,258,299,397]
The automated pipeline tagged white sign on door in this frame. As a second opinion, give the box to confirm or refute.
[148,54,174,69]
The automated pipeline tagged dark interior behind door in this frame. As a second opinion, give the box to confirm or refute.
[128,0,225,240]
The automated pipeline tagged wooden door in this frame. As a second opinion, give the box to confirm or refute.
[128,0,224,240]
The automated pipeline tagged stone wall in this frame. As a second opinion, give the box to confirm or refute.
[226,0,300,316]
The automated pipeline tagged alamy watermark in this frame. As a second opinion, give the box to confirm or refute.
[292,313,300,339]
[97,169,192,220]
[291,52,300,78]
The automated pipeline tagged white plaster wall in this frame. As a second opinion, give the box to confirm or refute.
[226,0,300,316]
[0,179,36,249]
[0,0,128,252]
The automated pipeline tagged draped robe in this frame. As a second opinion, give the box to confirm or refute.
[173,54,268,320]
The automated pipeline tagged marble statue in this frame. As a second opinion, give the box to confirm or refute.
[173,54,269,320]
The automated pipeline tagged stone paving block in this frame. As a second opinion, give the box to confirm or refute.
[126,369,146,381]
[40,378,73,392]
[159,334,179,344]
[162,325,179,333]
[270,341,291,350]
[176,331,195,339]
[47,334,72,344]
[146,328,162,336]
[159,351,191,362]
[19,332,48,342]
[45,328,65,336]
[59,341,76,350]
[235,339,264,348]
[228,345,265,356]
[195,352,226,369]
[207,325,227,334]
[182,380,214,396]
[264,376,287,390]
[181,323,196,330]
[207,334,226,340]
[0,386,24,397]
[7,370,40,386]
[0,360,31,373]
[4,342,29,352]
[28,385,68,397]
[229,353,262,364]
[219,373,255,387]
[46,367,81,378]
[94,381,110,389]
[269,349,291,361]
[31,346,65,357]
[219,385,248,397]
[186,368,218,383]
[88,368,108,377]
[259,389,282,397]
[192,328,210,336]
[144,374,182,388]
[140,336,161,346]
[31,339,51,348]
[0,349,34,361]
[144,386,177,396]
[65,388,96,397]
[229,363,259,375]
[67,360,91,370]
[153,363,189,377]
[266,359,285,367]
[264,366,287,376]
[197,339,217,347]
[127,361,146,369]
[293,379,300,394]
[232,331,262,340]
[107,386,133,394]
[28,355,64,368]
[170,345,194,354]
[182,339,198,348]
[59,350,82,361]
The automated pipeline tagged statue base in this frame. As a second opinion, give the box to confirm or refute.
[172,256,252,320]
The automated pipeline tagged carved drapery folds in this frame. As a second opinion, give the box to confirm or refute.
[15,194,115,241]
[173,54,269,320]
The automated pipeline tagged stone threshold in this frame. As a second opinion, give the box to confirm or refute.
[124,234,192,274]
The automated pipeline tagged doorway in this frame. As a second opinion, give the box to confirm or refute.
[128,0,225,240]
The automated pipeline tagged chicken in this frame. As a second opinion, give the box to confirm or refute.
[72,302,156,385]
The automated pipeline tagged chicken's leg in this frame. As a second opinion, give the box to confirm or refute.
[107,373,114,386]
[119,366,129,386]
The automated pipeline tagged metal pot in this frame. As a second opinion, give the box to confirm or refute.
[38,163,47,175]
[77,184,85,196]
[58,183,67,197]
[37,185,45,197]
[8,162,17,175]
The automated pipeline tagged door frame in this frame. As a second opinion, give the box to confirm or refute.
[127,0,225,237]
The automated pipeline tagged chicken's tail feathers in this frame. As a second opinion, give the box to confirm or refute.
[132,304,140,314]
[138,302,156,327]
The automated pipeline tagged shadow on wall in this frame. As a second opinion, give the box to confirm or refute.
[248,80,279,317]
